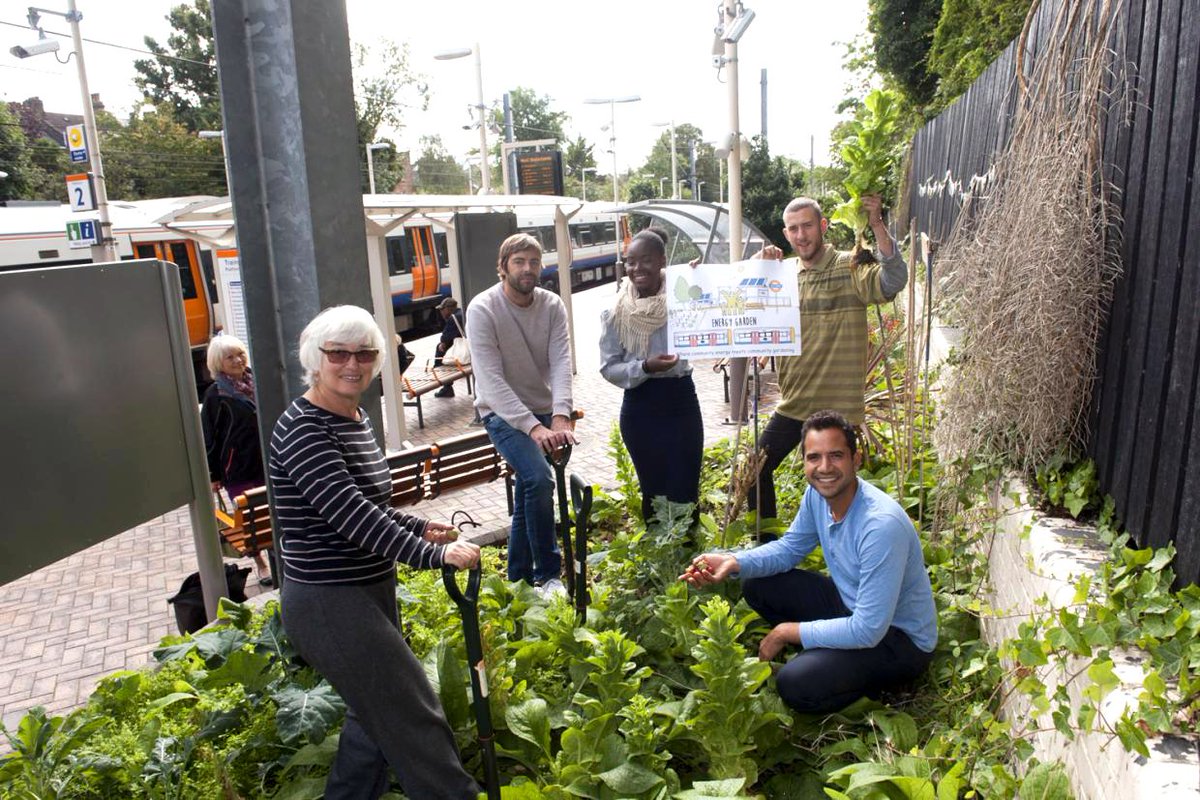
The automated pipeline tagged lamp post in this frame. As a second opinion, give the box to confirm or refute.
[435,44,491,194]
[583,95,640,203]
[366,141,391,194]
[677,179,688,198]
[652,120,678,199]
[658,177,668,197]
[12,3,116,262]
[713,1,756,432]
[697,180,706,202]
[581,166,596,201]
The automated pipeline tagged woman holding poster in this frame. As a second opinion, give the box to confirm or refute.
[599,228,703,525]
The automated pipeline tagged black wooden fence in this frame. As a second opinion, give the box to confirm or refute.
[907,0,1200,585]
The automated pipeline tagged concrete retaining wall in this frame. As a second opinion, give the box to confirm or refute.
[981,481,1199,798]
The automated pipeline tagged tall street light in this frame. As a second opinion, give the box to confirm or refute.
[652,121,678,199]
[581,166,596,201]
[366,141,391,194]
[583,95,640,203]
[435,44,491,194]
[11,3,116,262]
[712,1,756,429]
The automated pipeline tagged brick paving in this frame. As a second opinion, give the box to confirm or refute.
[0,283,781,733]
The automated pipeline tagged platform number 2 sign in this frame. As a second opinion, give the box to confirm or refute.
[65,173,96,212]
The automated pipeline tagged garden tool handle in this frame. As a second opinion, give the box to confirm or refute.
[441,565,481,609]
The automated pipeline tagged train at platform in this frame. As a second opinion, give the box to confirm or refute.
[0,196,625,384]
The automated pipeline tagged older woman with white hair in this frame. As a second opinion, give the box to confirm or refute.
[269,305,481,799]
[201,333,270,583]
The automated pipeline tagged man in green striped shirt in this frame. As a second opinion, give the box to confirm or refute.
[748,195,907,527]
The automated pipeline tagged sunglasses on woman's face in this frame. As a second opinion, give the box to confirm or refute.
[319,347,379,365]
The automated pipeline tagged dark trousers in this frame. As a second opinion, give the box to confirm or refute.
[742,570,934,714]
[620,375,704,523]
[281,575,479,799]
[747,412,806,521]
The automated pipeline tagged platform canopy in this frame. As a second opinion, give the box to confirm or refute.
[156,194,609,449]
[155,193,606,249]
[615,199,772,263]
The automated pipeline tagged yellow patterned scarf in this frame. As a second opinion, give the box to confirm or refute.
[610,276,667,358]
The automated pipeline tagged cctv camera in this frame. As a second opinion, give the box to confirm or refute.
[723,9,756,43]
[712,55,725,69]
[10,37,60,58]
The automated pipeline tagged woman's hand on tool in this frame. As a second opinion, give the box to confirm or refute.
[443,541,481,570]
[423,521,458,545]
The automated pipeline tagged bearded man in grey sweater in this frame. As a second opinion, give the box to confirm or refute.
[467,232,576,598]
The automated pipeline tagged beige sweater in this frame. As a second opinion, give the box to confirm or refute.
[466,283,574,433]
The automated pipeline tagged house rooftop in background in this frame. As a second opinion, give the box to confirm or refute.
[7,95,104,146]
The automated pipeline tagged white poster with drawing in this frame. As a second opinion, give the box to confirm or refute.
[665,259,801,359]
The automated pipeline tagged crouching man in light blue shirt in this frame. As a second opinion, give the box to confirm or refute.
[681,410,937,713]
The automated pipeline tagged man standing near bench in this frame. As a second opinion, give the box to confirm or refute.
[468,232,575,598]
[748,194,907,526]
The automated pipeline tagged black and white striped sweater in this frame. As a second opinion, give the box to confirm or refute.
[269,397,444,584]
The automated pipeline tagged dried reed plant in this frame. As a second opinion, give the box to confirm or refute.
[936,0,1126,471]
[723,444,769,531]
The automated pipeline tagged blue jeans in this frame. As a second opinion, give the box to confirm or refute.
[483,412,561,584]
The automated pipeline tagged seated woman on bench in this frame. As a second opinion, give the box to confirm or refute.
[269,305,481,799]
[201,334,271,585]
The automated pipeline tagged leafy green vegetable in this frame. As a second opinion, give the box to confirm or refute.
[830,89,903,247]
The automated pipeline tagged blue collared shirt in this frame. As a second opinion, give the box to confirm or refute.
[735,477,938,652]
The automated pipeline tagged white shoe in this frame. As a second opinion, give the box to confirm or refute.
[535,578,568,600]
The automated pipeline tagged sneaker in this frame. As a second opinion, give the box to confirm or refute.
[434,385,455,398]
[535,578,568,600]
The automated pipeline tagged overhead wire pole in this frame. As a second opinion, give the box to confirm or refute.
[18,3,117,262]
[64,0,115,263]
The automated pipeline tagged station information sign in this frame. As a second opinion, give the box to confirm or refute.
[66,219,100,249]
[516,151,565,196]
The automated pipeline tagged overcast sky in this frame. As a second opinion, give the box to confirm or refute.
[2,0,871,173]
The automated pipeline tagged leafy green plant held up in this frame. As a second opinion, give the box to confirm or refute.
[830,89,903,255]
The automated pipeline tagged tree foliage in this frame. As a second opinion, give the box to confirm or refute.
[740,136,806,252]
[134,4,429,195]
[497,87,569,145]
[926,0,1034,110]
[133,0,221,133]
[413,135,468,195]
[97,105,227,199]
[1,102,97,202]
[23,138,75,201]
[867,0,943,107]
[351,40,428,193]
[639,123,720,201]
[626,174,658,205]
[0,102,35,200]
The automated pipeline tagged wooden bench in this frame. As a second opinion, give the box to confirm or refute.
[213,430,512,575]
[402,359,474,429]
[713,355,776,402]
